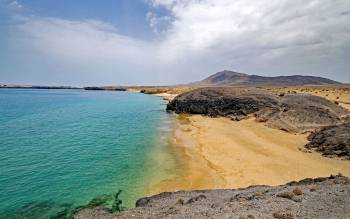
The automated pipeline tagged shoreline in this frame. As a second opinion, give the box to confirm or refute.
[148,114,350,194]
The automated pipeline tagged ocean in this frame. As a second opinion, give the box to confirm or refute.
[0,89,175,218]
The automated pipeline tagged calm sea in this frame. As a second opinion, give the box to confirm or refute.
[0,89,175,218]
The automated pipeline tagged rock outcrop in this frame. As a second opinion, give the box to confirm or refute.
[167,87,350,133]
[167,88,279,120]
[305,123,350,159]
[75,175,350,219]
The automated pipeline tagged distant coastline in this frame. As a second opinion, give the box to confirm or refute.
[0,85,82,89]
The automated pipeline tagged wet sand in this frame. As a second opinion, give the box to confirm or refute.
[149,115,350,195]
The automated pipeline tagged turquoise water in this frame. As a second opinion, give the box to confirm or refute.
[0,89,174,218]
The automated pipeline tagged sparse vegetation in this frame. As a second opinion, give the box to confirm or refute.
[111,190,126,213]
[309,187,316,192]
[176,198,184,205]
[277,191,294,200]
[239,215,255,219]
[273,212,294,219]
[186,194,206,204]
[292,188,303,196]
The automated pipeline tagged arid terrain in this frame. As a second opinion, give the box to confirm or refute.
[76,175,350,219]
[265,86,350,110]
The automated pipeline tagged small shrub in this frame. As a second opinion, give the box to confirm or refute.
[273,212,294,219]
[292,188,303,196]
[239,215,255,219]
[277,191,294,200]
[176,198,184,205]
[111,190,126,213]
[186,194,206,204]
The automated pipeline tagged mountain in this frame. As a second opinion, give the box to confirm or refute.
[194,70,341,86]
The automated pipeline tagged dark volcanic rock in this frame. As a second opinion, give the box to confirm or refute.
[75,175,350,219]
[166,88,279,120]
[84,87,127,91]
[84,87,105,90]
[305,123,350,159]
[167,88,349,133]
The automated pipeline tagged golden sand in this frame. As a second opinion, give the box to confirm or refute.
[148,114,350,195]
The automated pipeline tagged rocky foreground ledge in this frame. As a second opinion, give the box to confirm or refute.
[76,175,350,219]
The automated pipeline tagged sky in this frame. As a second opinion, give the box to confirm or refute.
[0,0,349,86]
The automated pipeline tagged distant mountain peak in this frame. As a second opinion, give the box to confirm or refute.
[196,70,340,86]
[211,70,247,77]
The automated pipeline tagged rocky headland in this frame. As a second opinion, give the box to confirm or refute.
[167,87,350,159]
[84,86,127,91]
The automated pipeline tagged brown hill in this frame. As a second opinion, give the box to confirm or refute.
[194,70,341,86]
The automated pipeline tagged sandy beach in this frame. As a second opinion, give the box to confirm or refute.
[148,114,350,195]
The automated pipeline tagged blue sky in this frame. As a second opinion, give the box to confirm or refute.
[16,0,158,38]
[1,0,350,86]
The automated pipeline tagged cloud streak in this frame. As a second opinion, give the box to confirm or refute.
[2,0,350,85]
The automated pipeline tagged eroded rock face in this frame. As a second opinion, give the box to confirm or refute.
[167,88,350,133]
[305,123,350,159]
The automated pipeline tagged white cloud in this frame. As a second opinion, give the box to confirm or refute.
[17,17,153,64]
[146,11,172,34]
[3,0,23,9]
[5,0,350,85]
[155,0,350,59]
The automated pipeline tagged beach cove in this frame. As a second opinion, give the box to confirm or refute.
[1,88,350,218]
[146,87,350,195]
[148,114,350,195]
